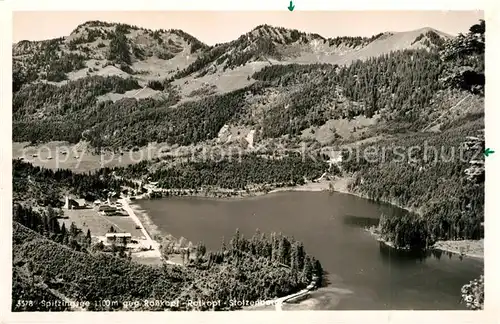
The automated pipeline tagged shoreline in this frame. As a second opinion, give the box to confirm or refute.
[118,198,161,256]
[137,176,419,216]
[119,198,182,266]
[432,239,484,259]
[126,196,321,311]
[131,178,484,262]
[127,179,483,311]
[365,226,484,259]
[137,176,351,201]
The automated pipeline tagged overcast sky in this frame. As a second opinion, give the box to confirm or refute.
[13,11,484,44]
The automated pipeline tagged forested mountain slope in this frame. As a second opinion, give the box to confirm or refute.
[341,19,485,249]
[13,20,472,150]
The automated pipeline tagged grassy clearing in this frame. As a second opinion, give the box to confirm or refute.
[59,208,144,239]
[13,141,163,173]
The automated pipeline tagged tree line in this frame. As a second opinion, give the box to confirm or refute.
[113,152,329,190]
[13,159,135,205]
[13,204,92,252]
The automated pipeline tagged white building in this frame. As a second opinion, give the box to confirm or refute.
[105,233,132,244]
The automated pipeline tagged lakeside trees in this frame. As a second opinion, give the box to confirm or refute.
[185,229,322,309]
[342,121,484,250]
[11,19,485,311]
[149,153,327,190]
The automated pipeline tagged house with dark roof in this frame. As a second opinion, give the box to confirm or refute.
[63,196,81,210]
[105,232,132,245]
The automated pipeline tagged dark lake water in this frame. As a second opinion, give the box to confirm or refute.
[134,191,483,310]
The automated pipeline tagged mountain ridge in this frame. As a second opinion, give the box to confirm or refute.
[13,21,451,84]
[12,19,482,152]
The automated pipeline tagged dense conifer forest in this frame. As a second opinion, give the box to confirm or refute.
[12,29,468,148]
[113,153,329,190]
[12,160,323,311]
[341,19,485,250]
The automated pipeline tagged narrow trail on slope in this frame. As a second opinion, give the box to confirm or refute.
[422,94,472,132]
[132,86,147,98]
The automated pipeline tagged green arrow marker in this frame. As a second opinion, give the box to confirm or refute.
[288,1,295,11]
[484,148,495,157]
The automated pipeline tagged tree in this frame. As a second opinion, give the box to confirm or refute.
[68,222,79,237]
[61,222,67,241]
[121,235,128,249]
[439,19,485,94]
[312,258,323,286]
[93,241,105,251]
[86,229,92,246]
[469,19,485,38]
[230,229,241,251]
[108,31,131,65]
[13,66,26,92]
[42,215,49,236]
[302,255,313,281]
[196,242,207,260]
[110,243,118,256]
[220,236,226,253]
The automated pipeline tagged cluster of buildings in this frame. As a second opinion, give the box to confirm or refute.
[63,194,139,248]
[63,195,124,214]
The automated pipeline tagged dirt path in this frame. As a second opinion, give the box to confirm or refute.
[274,288,311,311]
[422,94,471,131]
[119,198,161,259]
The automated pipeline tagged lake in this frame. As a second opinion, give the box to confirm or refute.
[133,191,483,310]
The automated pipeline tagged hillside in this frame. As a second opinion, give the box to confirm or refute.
[12,20,470,150]
[172,25,450,78]
[13,21,208,88]
[11,19,485,234]
[13,22,450,98]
